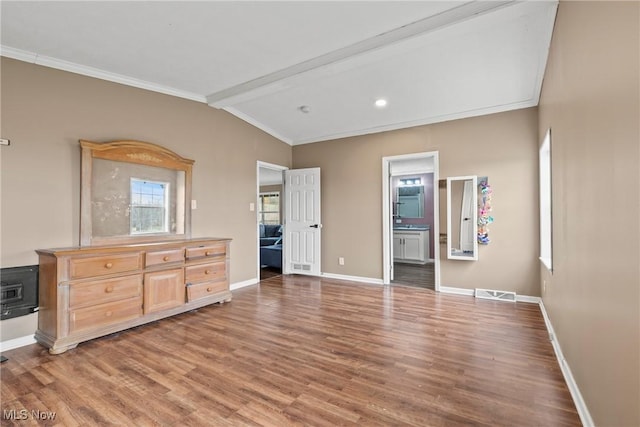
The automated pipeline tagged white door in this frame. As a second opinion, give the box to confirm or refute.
[460,180,475,252]
[284,168,321,276]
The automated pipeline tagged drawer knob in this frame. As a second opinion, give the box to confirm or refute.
[163,256,170,261]
[105,262,113,269]
[205,251,212,256]
[207,287,212,292]
[105,286,114,293]
[204,270,211,275]
[105,311,112,317]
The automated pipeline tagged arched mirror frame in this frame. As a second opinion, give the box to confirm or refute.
[80,139,194,247]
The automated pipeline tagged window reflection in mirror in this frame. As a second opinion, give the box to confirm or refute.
[91,159,185,239]
[130,179,170,234]
[80,140,192,246]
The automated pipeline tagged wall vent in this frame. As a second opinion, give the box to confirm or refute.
[293,264,311,271]
[474,288,516,302]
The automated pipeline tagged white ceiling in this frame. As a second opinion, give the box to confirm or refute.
[1,1,558,145]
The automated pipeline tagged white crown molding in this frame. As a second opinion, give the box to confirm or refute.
[291,98,539,145]
[224,107,294,145]
[223,97,538,147]
[0,45,207,103]
[531,2,559,107]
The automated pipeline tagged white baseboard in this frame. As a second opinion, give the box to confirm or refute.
[321,272,384,285]
[438,286,474,296]
[0,279,594,427]
[0,334,37,352]
[538,299,594,427]
[439,286,541,305]
[515,294,541,304]
[230,278,259,291]
[438,286,592,424]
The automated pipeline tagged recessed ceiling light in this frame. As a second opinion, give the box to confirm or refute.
[375,99,388,108]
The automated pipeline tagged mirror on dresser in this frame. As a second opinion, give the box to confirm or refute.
[35,140,235,355]
[447,175,478,261]
[80,140,194,246]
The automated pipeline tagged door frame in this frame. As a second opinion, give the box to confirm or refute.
[382,151,440,290]
[256,161,288,279]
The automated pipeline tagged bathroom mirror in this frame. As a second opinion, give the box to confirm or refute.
[447,175,478,260]
[396,184,424,218]
[80,140,194,246]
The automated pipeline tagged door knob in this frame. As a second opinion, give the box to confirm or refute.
[309,224,319,228]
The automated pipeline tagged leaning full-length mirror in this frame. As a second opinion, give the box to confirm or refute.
[447,175,478,260]
[80,140,194,246]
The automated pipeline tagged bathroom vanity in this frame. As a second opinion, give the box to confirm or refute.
[393,226,430,264]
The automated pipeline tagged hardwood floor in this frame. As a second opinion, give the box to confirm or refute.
[392,262,435,289]
[260,266,282,281]
[1,275,580,426]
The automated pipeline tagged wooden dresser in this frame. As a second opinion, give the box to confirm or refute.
[35,238,231,354]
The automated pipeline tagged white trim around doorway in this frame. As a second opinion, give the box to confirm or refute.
[382,152,440,290]
[256,161,288,280]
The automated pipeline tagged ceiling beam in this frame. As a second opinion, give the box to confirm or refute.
[206,0,515,108]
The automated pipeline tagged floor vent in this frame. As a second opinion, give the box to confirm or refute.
[293,264,311,271]
[474,288,516,302]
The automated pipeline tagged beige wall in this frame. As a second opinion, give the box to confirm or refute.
[0,58,291,340]
[293,107,540,295]
[3,7,638,423]
[538,2,640,426]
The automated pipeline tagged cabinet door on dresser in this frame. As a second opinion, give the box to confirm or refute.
[143,268,185,314]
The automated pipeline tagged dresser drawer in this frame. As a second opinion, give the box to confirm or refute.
[186,279,228,302]
[69,296,142,333]
[69,253,142,279]
[145,248,184,267]
[185,242,226,260]
[70,274,142,308]
[185,261,226,284]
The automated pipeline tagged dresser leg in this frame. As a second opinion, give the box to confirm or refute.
[48,343,78,355]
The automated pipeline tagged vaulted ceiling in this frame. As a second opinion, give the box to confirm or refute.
[1,1,558,145]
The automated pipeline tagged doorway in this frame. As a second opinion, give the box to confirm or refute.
[382,152,439,290]
[257,161,287,280]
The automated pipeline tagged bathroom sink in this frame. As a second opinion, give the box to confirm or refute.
[394,225,429,230]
